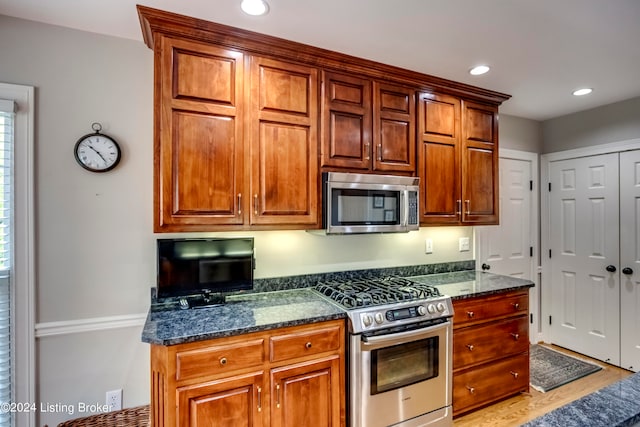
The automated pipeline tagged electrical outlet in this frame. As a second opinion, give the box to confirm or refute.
[425,238,433,254]
[106,389,122,412]
[459,237,470,252]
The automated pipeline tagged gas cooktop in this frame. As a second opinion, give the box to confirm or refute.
[313,276,453,333]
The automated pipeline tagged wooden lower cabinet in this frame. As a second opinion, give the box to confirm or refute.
[452,290,530,417]
[151,320,345,427]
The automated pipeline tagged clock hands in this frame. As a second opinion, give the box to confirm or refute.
[86,142,108,165]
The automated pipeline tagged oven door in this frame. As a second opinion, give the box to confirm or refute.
[350,321,452,427]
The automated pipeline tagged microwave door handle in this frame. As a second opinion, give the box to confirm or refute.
[401,191,407,226]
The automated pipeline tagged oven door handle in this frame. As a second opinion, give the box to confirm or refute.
[361,320,450,347]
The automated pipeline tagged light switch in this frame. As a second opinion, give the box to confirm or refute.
[459,237,470,252]
[425,238,433,254]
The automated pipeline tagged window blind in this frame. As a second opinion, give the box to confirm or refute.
[0,98,15,427]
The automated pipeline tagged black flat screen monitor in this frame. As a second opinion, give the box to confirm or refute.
[157,238,254,299]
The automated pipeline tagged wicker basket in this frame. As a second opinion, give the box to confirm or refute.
[56,405,150,427]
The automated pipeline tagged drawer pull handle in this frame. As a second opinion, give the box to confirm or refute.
[276,384,281,409]
[466,344,474,351]
[512,303,520,310]
[254,194,259,215]
[511,333,520,340]
[510,371,519,379]
[257,386,262,412]
[466,386,475,394]
[305,341,312,349]
[237,193,242,215]
[219,357,228,366]
[467,311,475,318]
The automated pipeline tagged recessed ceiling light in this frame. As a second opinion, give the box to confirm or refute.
[241,0,269,16]
[469,65,490,76]
[572,88,593,96]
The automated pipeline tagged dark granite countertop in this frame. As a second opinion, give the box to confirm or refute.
[141,265,533,346]
[408,270,534,300]
[522,371,640,427]
[142,288,346,346]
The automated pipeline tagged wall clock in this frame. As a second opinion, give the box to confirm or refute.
[73,122,122,172]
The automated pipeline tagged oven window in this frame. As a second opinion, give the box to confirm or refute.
[370,336,439,395]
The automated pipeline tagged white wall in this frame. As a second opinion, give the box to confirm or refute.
[542,96,640,153]
[1,14,479,426]
[500,114,542,153]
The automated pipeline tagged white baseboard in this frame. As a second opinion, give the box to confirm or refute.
[35,313,147,338]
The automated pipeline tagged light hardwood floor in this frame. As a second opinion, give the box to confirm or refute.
[453,344,634,427]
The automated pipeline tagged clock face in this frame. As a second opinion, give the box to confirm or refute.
[74,133,121,172]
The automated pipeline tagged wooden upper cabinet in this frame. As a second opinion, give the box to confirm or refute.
[156,36,245,231]
[418,92,461,224]
[138,6,510,231]
[461,101,499,224]
[418,94,499,225]
[373,82,416,173]
[321,71,372,170]
[321,71,416,174]
[248,56,319,227]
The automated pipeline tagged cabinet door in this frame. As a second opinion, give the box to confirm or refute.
[156,36,245,231]
[177,372,265,427]
[417,92,461,224]
[270,357,341,427]
[248,57,319,227]
[321,71,372,170]
[461,101,499,224]
[373,82,416,173]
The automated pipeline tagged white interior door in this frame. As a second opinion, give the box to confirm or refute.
[620,149,640,372]
[548,153,620,364]
[476,152,537,342]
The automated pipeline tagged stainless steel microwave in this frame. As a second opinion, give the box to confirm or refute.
[322,172,420,234]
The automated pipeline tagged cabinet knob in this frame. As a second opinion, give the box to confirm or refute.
[510,333,520,341]
[512,303,520,310]
[510,371,519,379]
[219,357,228,366]
[466,386,475,394]
[623,267,634,275]
[481,263,491,271]
[305,341,312,349]
[466,344,474,351]
[467,311,475,318]
[606,265,617,273]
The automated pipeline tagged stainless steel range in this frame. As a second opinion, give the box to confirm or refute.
[314,276,454,427]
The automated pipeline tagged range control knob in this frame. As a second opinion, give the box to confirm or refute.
[417,305,427,316]
[362,314,373,327]
[436,302,447,313]
[427,304,437,314]
[374,312,385,324]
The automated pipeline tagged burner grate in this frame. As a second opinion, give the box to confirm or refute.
[315,276,441,309]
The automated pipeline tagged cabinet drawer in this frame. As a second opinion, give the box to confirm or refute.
[453,317,528,369]
[453,353,529,416]
[270,325,341,363]
[453,292,528,327]
[176,339,265,381]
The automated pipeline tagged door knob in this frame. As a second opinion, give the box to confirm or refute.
[623,267,634,275]
[481,263,491,271]
[606,265,617,273]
